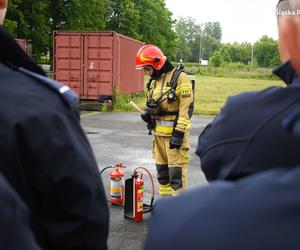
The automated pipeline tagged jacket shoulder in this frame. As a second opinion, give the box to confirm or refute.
[0,65,73,120]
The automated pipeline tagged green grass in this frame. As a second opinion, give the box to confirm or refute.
[195,76,284,115]
[114,75,284,115]
[113,92,146,112]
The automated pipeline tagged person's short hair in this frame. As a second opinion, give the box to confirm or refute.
[277,0,300,12]
[289,0,300,10]
[277,0,291,12]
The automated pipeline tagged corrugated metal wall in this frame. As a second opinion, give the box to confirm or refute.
[54,31,144,100]
[116,34,144,94]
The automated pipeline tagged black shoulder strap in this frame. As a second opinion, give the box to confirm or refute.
[170,64,184,91]
[18,67,80,119]
[146,78,154,91]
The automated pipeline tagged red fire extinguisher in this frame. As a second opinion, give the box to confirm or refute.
[100,163,125,206]
[110,163,125,205]
[124,167,155,222]
[134,172,144,222]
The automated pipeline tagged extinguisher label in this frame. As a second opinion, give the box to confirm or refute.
[111,178,123,199]
[137,187,144,212]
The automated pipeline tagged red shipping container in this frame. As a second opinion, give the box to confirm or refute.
[53,31,144,100]
[15,39,28,54]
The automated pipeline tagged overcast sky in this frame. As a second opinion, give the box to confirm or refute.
[164,0,279,44]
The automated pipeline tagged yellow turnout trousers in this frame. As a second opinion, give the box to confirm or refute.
[152,131,190,196]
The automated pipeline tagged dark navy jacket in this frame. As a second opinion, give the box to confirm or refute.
[0,27,109,249]
[145,166,300,250]
[196,62,300,181]
[0,173,41,250]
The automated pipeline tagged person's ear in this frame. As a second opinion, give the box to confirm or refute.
[277,16,292,63]
[288,15,300,73]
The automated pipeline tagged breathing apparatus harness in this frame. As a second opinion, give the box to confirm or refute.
[146,63,185,117]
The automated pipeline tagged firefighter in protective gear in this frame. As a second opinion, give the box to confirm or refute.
[136,44,193,196]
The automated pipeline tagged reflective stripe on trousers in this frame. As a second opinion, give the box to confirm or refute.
[159,184,172,196]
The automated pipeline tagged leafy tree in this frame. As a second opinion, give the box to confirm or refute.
[239,42,252,64]
[220,47,232,63]
[5,0,50,60]
[104,0,140,39]
[174,17,198,61]
[133,0,177,59]
[183,17,202,62]
[220,42,251,65]
[202,22,222,41]
[174,18,223,63]
[254,36,279,67]
[201,22,222,59]
[270,53,281,67]
[4,0,177,64]
[3,1,18,35]
[209,51,223,67]
[5,0,109,62]
[48,0,108,31]
[48,0,109,65]
[190,32,202,62]
[3,19,17,36]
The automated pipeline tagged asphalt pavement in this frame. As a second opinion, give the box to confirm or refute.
[81,112,213,250]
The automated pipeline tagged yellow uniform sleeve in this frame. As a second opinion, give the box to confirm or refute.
[175,73,193,133]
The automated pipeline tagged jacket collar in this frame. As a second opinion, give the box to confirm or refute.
[273,61,299,86]
[0,27,45,76]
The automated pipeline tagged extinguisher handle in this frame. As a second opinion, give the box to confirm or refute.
[115,163,126,168]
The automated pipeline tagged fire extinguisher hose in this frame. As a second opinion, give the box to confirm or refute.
[99,165,114,203]
[100,165,113,175]
[133,167,155,213]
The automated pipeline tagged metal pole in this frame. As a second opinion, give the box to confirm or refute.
[250,44,254,71]
[199,37,202,64]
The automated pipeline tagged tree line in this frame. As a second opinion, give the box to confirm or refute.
[209,36,280,68]
[4,0,280,68]
[176,17,280,68]
[5,0,176,62]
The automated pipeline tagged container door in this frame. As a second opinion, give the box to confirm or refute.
[118,36,144,94]
[54,34,83,96]
[82,34,114,99]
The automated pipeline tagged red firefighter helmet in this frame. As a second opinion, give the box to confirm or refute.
[135,44,167,70]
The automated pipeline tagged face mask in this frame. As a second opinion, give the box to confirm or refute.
[150,60,174,80]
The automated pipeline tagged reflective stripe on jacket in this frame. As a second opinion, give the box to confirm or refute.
[149,69,193,136]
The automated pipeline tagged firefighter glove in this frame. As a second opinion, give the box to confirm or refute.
[141,112,152,123]
[169,130,184,149]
